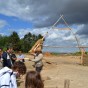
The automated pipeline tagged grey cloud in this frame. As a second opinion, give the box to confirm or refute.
[18,0,88,26]
[1,0,88,27]
[62,0,88,24]
[64,31,71,37]
[76,24,88,37]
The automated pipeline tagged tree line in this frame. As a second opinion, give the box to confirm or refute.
[0,31,43,53]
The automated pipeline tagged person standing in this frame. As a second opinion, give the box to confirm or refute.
[17,51,25,62]
[10,51,17,65]
[30,50,43,73]
[2,47,13,68]
[29,38,44,73]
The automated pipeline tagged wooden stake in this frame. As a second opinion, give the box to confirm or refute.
[64,79,70,88]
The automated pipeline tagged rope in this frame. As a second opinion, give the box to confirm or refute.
[43,15,63,38]
[61,16,81,51]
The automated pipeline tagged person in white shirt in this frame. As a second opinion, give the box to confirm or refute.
[0,61,27,88]
[17,51,25,62]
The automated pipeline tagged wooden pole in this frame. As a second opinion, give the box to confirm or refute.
[80,48,85,65]
[64,79,70,88]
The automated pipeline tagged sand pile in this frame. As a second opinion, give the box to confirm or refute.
[44,52,52,57]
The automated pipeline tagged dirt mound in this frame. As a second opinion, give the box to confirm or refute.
[44,52,52,57]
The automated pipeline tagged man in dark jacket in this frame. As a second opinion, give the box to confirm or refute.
[2,47,13,68]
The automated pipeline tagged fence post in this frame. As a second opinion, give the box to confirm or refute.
[64,79,70,88]
[80,48,86,65]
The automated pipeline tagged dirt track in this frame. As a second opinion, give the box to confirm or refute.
[18,55,88,88]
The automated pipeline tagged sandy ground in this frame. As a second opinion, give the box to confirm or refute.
[17,54,88,88]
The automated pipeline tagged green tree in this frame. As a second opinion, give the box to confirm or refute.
[22,32,43,52]
[22,32,33,52]
[0,35,9,49]
[9,31,20,51]
[0,32,44,53]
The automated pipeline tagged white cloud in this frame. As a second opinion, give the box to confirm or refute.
[0,20,7,28]
[30,27,48,36]
[76,24,85,31]
[47,32,58,39]
[17,27,50,38]
[75,24,88,46]
[0,0,32,21]
[17,27,78,42]
[78,37,88,46]
[0,33,5,36]
[63,35,75,41]
[17,28,30,38]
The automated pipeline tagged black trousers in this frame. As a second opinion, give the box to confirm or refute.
[36,66,43,73]
[7,59,12,68]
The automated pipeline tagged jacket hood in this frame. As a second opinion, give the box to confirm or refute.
[0,67,12,76]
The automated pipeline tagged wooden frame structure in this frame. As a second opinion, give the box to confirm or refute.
[29,15,88,65]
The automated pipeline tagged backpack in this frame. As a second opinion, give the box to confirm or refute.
[0,70,13,87]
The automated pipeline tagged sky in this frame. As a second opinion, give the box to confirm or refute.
[0,0,88,53]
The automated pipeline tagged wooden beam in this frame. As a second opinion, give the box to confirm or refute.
[43,45,88,48]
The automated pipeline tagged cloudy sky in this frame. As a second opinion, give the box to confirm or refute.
[0,0,88,53]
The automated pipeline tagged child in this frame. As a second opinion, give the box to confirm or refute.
[0,61,27,88]
[25,71,44,88]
